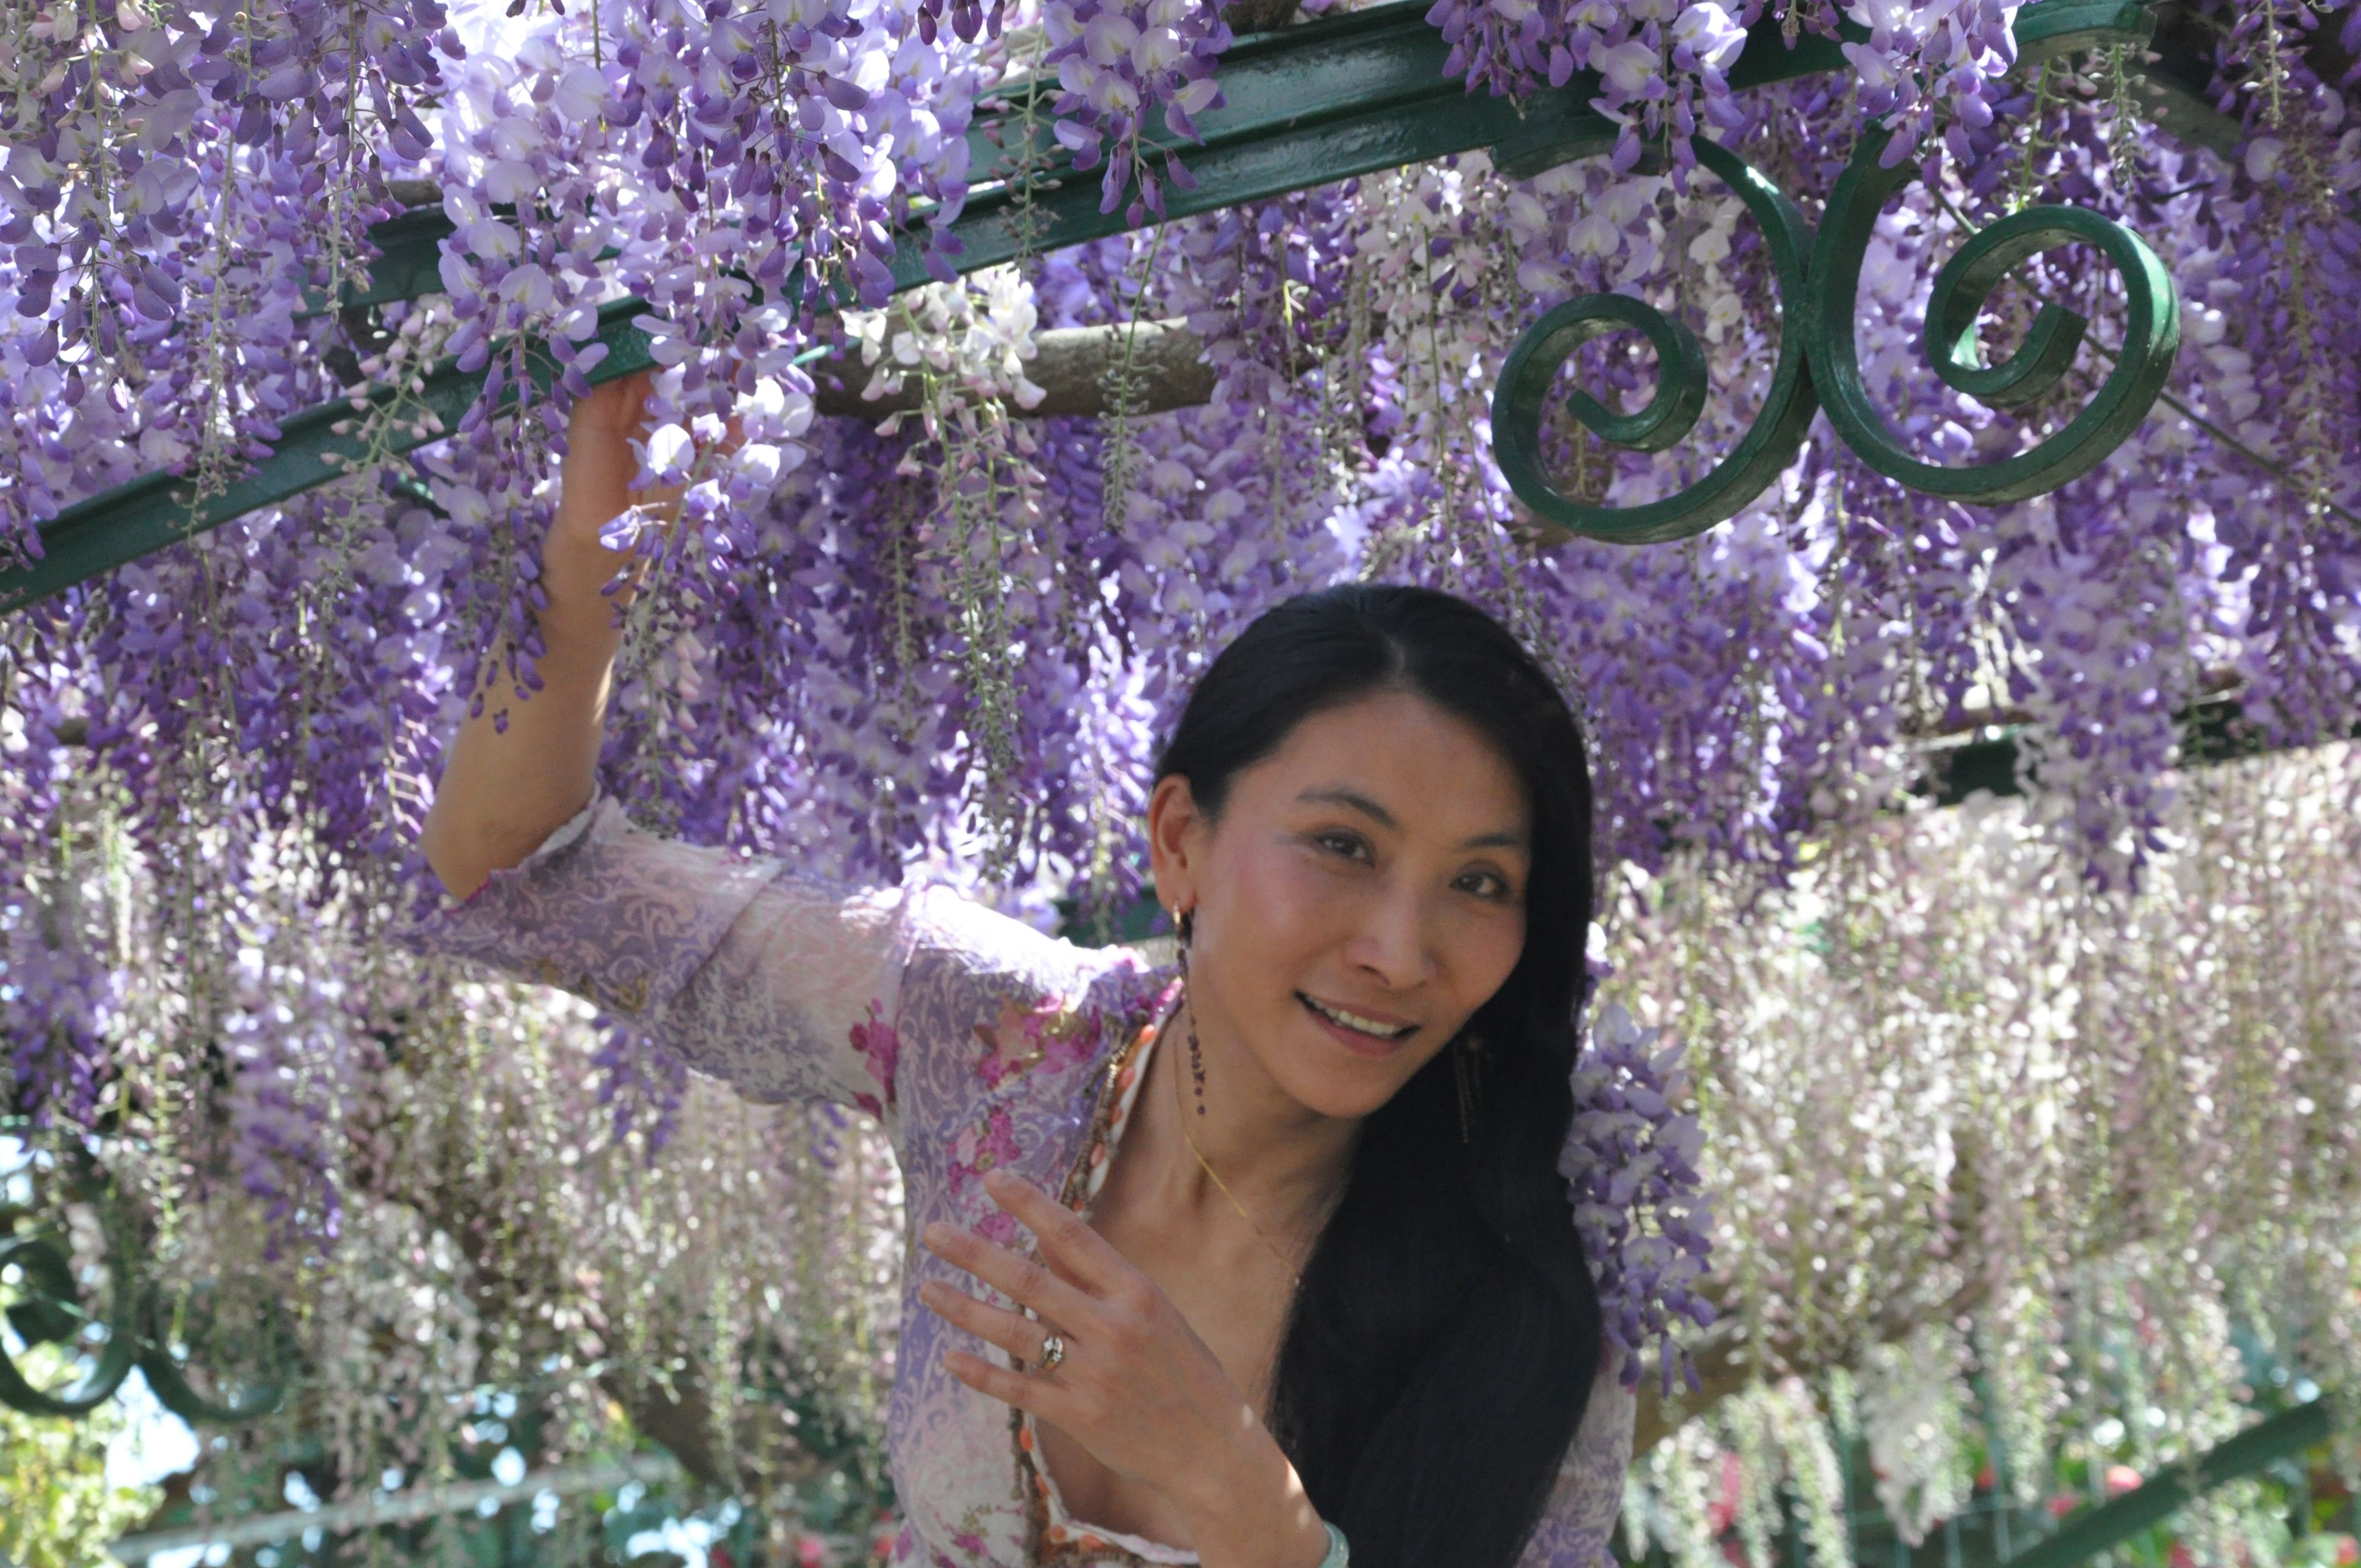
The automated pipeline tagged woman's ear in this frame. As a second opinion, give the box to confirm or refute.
[1144,774,1203,921]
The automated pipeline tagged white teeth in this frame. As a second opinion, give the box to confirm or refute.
[1302,994,1413,1039]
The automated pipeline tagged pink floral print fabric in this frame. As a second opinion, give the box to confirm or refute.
[410,790,1635,1566]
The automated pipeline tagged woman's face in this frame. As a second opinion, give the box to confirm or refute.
[1147,688,1533,1122]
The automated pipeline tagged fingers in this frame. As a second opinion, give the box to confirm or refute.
[569,368,658,435]
[940,1347,1054,1416]
[920,1219,1098,1330]
[981,1169,1134,1295]
[567,371,738,496]
[917,1278,1062,1365]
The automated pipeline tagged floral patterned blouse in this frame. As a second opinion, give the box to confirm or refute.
[414,791,1636,1567]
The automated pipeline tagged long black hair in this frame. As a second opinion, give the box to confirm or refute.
[1155,584,1603,1568]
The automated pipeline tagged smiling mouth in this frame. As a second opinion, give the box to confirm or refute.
[1297,992,1419,1042]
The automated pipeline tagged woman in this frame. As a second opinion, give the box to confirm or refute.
[417,373,1638,1568]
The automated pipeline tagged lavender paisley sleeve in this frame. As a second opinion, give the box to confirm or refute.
[1519,1368,1638,1568]
[409,790,924,1126]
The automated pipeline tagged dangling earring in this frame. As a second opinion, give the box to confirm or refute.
[1175,907,1206,1116]
[1454,1032,1484,1144]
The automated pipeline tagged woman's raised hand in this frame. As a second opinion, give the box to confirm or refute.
[918,1170,1333,1568]
[550,367,681,565]
[420,367,676,898]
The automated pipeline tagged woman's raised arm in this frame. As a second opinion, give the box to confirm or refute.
[420,370,672,901]
[406,374,1124,1135]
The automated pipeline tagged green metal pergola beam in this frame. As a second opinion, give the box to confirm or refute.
[320,0,1851,316]
[2005,1399,2335,1568]
[0,298,658,617]
[1919,692,2305,805]
[0,0,2239,616]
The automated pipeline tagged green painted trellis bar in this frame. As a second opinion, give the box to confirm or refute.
[2006,1399,2336,1568]
[0,294,657,618]
[0,0,2235,616]
[1791,1398,2341,1568]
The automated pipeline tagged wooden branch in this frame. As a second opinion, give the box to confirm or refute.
[342,202,1222,426]
[598,1355,817,1498]
[807,318,1215,420]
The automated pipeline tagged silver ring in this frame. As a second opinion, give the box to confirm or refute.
[1036,1332,1065,1372]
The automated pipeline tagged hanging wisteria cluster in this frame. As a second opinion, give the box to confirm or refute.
[1042,0,1231,220]
[6,717,2360,1561]
[1559,1000,1717,1393]
[1607,741,2361,1568]
[3,0,2360,1547]
[0,0,458,557]
[3,771,909,1545]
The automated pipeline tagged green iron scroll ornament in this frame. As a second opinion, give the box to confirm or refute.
[1494,139,1820,545]
[0,1221,139,1417]
[0,1211,288,1424]
[1493,98,2182,541]
[1805,122,2182,504]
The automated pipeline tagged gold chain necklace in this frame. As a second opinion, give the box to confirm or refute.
[1166,1004,1304,1288]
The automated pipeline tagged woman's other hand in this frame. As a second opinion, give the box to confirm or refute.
[918,1170,1332,1568]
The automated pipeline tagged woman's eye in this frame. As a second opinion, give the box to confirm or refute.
[1457,870,1512,900]
[1315,831,1371,862]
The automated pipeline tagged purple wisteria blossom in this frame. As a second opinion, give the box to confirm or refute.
[1043,0,1231,221]
[1560,1001,1716,1392]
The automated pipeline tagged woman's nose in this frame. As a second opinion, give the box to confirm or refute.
[1345,881,1437,990]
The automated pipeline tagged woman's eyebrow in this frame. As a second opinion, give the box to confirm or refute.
[1298,787,1529,852]
[1298,786,1396,826]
